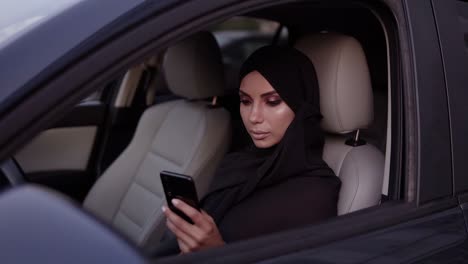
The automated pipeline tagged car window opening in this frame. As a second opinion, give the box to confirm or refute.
[7,1,396,257]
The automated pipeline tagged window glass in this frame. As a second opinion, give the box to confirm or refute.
[212,17,287,66]
[80,90,102,103]
[0,0,84,49]
[211,17,288,92]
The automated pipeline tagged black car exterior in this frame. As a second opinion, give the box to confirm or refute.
[0,0,467,263]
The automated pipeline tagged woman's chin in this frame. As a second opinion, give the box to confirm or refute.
[252,139,275,149]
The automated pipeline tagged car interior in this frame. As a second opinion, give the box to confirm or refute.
[6,1,392,255]
[84,31,232,246]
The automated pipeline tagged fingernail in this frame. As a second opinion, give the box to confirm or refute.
[162,206,166,212]
[172,199,179,205]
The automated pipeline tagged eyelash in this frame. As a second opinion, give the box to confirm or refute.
[239,98,282,107]
[240,99,251,106]
[266,99,282,106]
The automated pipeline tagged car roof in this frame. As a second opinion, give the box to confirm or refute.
[0,0,85,49]
[0,0,184,112]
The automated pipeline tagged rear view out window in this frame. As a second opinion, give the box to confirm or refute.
[211,17,288,91]
[211,17,287,67]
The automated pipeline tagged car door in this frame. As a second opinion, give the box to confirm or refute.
[0,0,466,262]
[13,84,115,201]
[247,1,468,260]
[12,65,155,202]
[156,0,468,262]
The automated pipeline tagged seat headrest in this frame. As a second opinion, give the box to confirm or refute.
[163,31,225,100]
[295,32,373,134]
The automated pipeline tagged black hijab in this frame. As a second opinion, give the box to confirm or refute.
[150,46,337,257]
[201,45,335,224]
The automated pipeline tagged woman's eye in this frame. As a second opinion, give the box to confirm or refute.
[266,99,282,106]
[240,99,251,105]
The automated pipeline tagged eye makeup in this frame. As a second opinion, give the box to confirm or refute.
[265,94,282,106]
[239,90,283,107]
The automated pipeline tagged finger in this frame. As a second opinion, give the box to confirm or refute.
[172,199,214,231]
[171,199,214,235]
[194,209,216,232]
[201,210,215,224]
[163,205,205,241]
[177,238,190,254]
[166,219,198,250]
[171,199,204,225]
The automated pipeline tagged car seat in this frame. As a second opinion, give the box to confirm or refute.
[83,31,231,247]
[295,32,385,215]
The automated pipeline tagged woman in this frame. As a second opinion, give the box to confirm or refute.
[155,45,341,255]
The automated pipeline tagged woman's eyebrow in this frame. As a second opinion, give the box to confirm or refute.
[239,90,278,97]
[260,91,278,98]
[239,90,251,97]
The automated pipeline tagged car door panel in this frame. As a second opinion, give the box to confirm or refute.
[414,239,468,263]
[255,206,466,264]
[14,101,106,200]
[0,186,145,264]
[15,126,97,173]
[404,0,453,204]
[430,0,468,194]
[413,202,468,263]
[154,201,463,264]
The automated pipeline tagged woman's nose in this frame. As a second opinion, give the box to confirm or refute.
[249,104,263,123]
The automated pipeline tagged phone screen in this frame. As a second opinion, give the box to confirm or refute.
[160,171,200,224]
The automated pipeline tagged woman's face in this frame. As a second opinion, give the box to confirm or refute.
[239,71,295,148]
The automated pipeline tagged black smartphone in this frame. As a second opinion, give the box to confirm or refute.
[160,170,200,224]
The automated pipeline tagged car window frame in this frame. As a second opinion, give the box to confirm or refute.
[430,0,468,196]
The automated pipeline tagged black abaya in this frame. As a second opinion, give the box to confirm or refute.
[151,45,341,256]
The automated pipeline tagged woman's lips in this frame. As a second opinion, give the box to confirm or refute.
[250,131,270,140]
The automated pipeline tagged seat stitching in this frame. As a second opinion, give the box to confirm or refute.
[182,105,208,173]
[346,151,360,213]
[140,218,165,246]
[149,144,183,167]
[193,113,230,179]
[148,101,205,167]
[148,101,186,166]
[335,142,353,176]
[175,103,206,170]
[133,180,162,199]
[334,41,345,131]
[117,207,143,229]
[110,101,180,221]
[120,182,164,238]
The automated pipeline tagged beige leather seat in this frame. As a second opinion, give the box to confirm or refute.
[83,32,231,247]
[295,32,384,215]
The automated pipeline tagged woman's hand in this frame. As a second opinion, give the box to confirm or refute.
[162,199,225,253]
